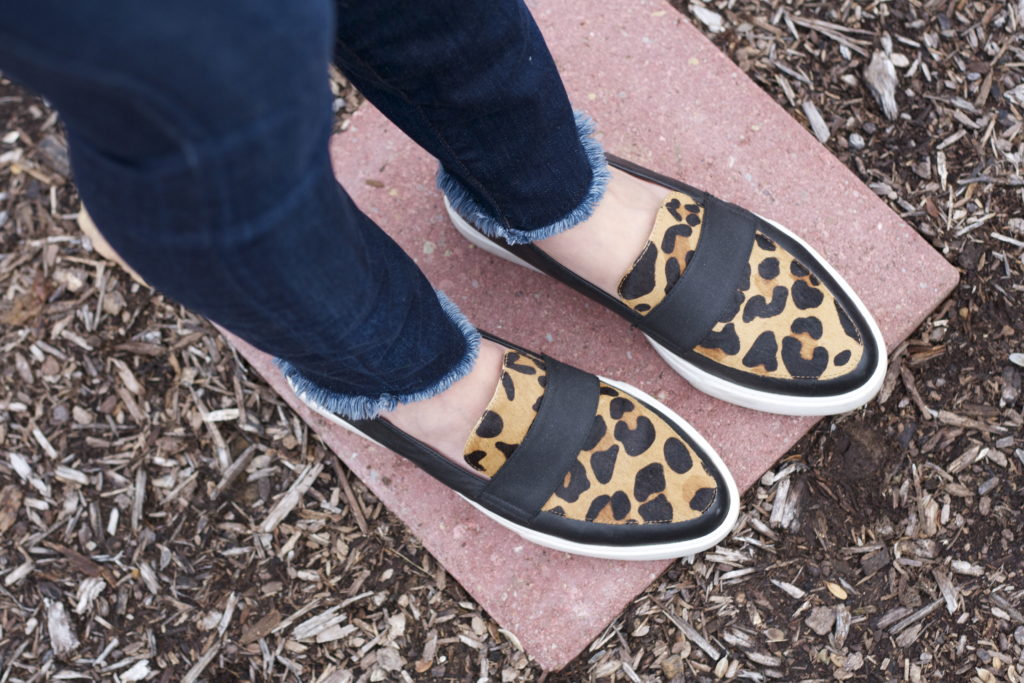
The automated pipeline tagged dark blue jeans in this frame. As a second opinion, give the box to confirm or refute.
[0,0,608,417]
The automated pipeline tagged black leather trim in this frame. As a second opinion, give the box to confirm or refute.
[606,153,708,200]
[643,193,756,351]
[478,356,599,526]
[471,153,722,330]
[348,416,489,497]
[501,241,646,325]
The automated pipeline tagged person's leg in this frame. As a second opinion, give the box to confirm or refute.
[333,0,601,240]
[0,1,488,426]
[331,0,666,295]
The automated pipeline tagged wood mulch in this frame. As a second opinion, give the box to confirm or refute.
[1,1,1022,680]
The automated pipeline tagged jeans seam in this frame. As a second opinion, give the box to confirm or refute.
[335,43,513,228]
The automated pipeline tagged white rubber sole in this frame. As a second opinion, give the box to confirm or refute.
[445,198,888,417]
[288,378,389,450]
[288,374,739,561]
[445,197,543,274]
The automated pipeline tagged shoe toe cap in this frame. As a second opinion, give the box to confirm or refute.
[688,223,883,399]
[531,382,735,548]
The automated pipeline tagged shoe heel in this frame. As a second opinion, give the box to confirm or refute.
[443,198,543,274]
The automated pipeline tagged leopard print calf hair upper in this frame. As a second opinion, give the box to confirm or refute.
[462,350,718,524]
[617,191,704,314]
[541,383,717,524]
[463,351,547,477]
[694,231,864,381]
[616,190,863,382]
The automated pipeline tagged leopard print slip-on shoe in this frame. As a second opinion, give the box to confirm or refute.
[290,332,739,561]
[445,154,887,417]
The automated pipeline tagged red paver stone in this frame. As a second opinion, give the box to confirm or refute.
[224,0,958,670]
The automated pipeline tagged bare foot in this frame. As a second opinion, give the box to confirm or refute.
[535,167,666,295]
[384,338,505,474]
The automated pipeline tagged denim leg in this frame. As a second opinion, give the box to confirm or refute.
[333,0,610,245]
[0,1,478,419]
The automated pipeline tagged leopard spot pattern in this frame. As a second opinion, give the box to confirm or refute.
[541,384,718,524]
[618,191,704,314]
[462,350,546,476]
[694,231,864,380]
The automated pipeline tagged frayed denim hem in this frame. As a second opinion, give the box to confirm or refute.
[436,110,611,245]
[276,291,481,421]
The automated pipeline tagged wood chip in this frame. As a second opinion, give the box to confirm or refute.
[834,605,852,648]
[32,426,59,459]
[45,599,80,657]
[240,609,283,645]
[689,4,725,32]
[802,100,831,142]
[292,606,347,641]
[182,643,220,683]
[805,606,836,636]
[659,607,720,660]
[900,365,933,419]
[44,541,116,585]
[74,577,106,615]
[120,661,152,682]
[951,560,985,577]
[861,547,891,575]
[888,599,943,635]
[933,569,959,614]
[864,49,899,119]
[9,451,51,497]
[4,560,33,586]
[259,461,324,533]
[826,581,848,600]
[0,484,23,534]
[771,579,807,599]
[211,444,257,500]
[935,410,1006,434]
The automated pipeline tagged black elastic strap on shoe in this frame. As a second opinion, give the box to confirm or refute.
[476,355,599,526]
[642,194,758,351]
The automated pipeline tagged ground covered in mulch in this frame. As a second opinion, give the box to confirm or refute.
[1,1,1022,681]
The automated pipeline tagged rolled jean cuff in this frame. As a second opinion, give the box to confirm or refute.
[277,291,481,420]
[436,110,610,245]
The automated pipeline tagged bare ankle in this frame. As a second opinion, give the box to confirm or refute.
[383,338,505,471]
[536,169,665,295]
